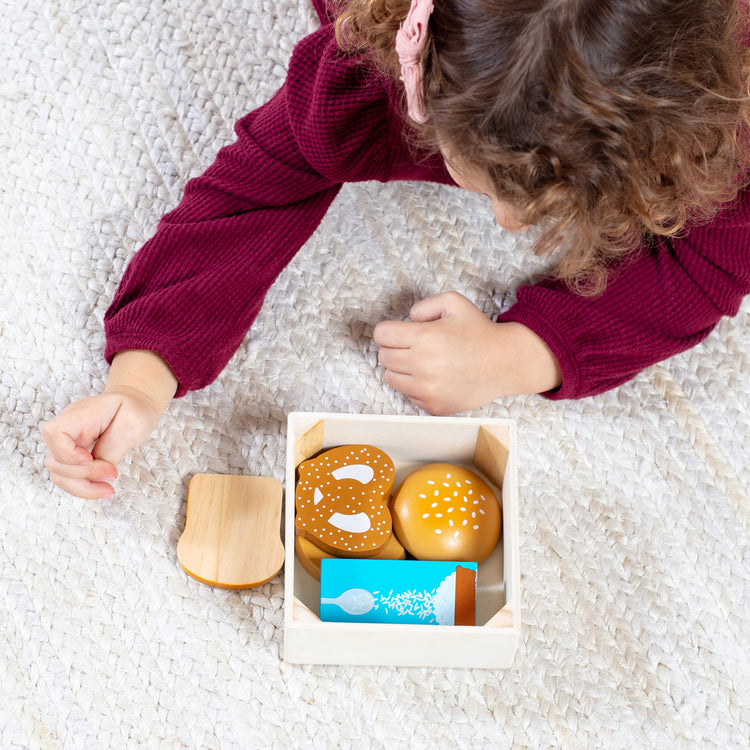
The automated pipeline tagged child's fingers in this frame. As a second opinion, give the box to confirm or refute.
[409,291,471,322]
[373,320,416,348]
[91,429,134,469]
[408,294,451,322]
[377,346,415,375]
[45,457,118,499]
[382,370,442,414]
[40,422,94,466]
[90,403,158,467]
[47,473,116,500]
[382,368,416,398]
[45,455,117,483]
[374,295,463,345]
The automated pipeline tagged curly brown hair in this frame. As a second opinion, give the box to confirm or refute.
[336,0,750,294]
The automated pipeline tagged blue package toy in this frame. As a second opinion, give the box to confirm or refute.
[320,559,478,626]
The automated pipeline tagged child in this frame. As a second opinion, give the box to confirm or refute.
[42,0,750,499]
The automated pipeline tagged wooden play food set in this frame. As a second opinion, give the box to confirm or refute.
[175,413,519,667]
[285,412,520,669]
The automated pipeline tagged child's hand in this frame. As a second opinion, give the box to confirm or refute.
[41,351,178,499]
[373,292,561,415]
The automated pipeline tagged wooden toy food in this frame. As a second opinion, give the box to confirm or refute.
[177,473,285,589]
[390,464,501,562]
[295,532,407,580]
[295,445,395,557]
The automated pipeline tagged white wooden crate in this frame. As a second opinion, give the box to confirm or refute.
[284,412,520,668]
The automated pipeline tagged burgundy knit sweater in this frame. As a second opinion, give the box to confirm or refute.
[104,11,750,401]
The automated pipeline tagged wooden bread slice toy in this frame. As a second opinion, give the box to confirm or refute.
[295,445,395,557]
[177,473,285,589]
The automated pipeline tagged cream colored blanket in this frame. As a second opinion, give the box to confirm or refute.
[3,1,750,747]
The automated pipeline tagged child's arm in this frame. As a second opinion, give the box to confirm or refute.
[102,22,449,398]
[496,187,750,400]
[43,23,448,497]
[376,182,750,412]
[41,351,177,499]
[374,292,561,414]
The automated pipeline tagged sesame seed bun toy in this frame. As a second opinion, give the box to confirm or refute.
[390,464,501,562]
[295,444,395,557]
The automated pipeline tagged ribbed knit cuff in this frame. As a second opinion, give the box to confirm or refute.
[496,304,582,400]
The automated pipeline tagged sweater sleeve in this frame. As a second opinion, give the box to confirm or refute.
[104,23,448,396]
[497,186,750,399]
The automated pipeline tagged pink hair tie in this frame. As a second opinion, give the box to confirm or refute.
[395,0,434,124]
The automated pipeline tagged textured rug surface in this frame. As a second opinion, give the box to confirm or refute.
[3,1,750,748]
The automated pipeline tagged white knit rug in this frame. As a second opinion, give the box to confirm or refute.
[3,1,750,748]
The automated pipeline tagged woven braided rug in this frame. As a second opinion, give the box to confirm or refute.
[3,1,750,748]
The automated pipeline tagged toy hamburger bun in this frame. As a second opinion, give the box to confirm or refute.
[390,463,501,562]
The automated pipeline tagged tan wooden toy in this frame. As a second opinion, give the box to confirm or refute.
[295,531,407,580]
[295,444,395,557]
[177,473,285,589]
[390,464,501,563]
